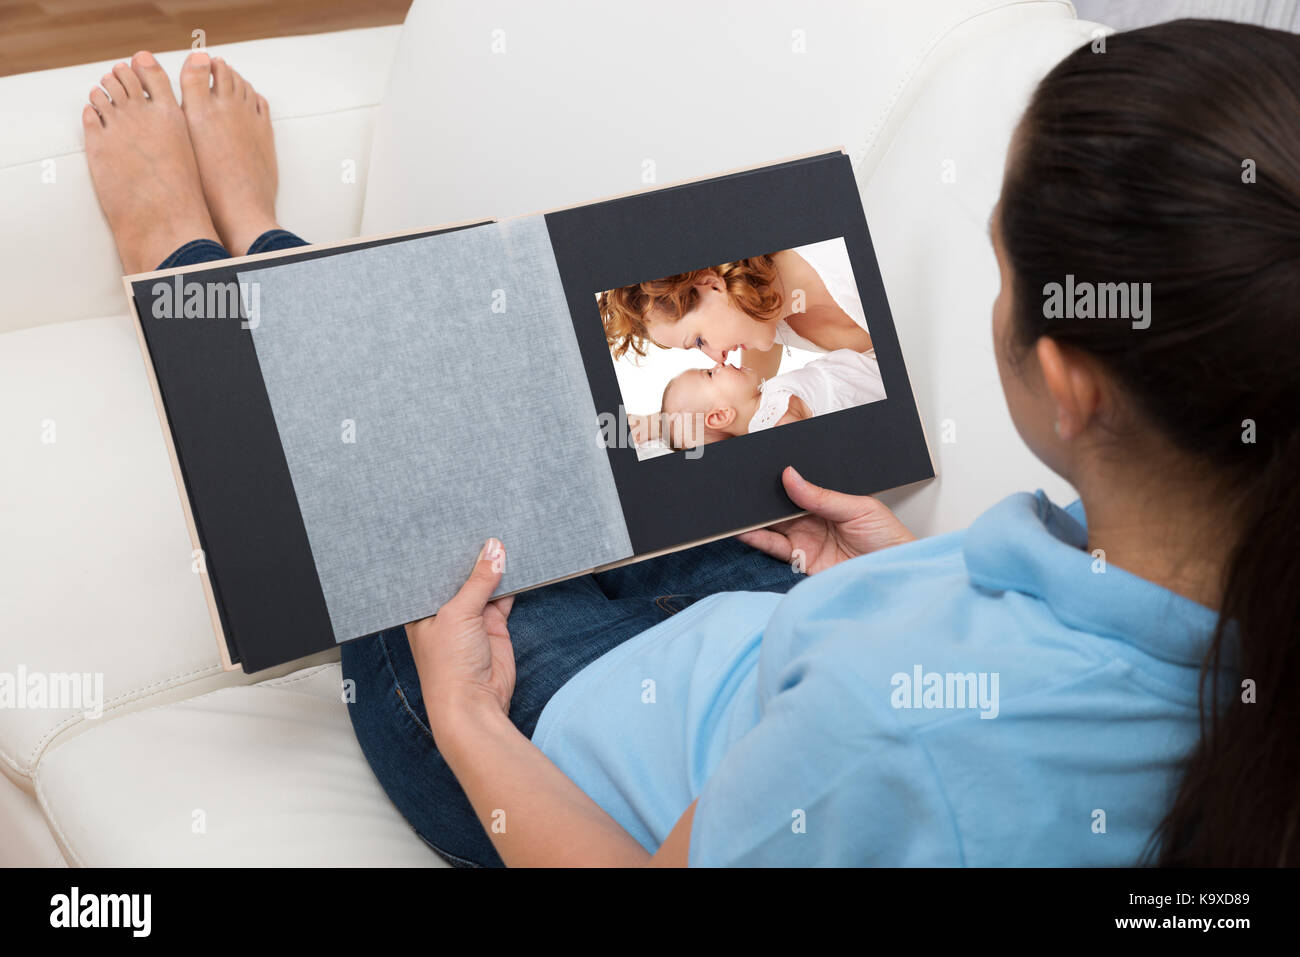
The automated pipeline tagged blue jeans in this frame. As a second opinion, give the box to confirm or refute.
[159,232,805,867]
[156,228,309,268]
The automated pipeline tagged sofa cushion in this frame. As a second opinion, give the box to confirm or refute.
[361,0,1078,229]
[35,663,445,866]
[0,311,337,786]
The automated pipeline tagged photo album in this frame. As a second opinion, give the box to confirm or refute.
[124,148,934,673]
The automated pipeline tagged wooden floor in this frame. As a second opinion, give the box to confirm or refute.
[0,0,413,77]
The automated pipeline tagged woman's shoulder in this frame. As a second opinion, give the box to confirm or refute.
[788,238,868,333]
[693,491,1212,866]
[754,494,1118,708]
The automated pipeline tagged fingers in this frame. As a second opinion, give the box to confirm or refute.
[448,538,506,612]
[737,527,793,563]
[781,466,878,524]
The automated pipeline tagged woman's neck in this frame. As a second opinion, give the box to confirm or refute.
[1075,460,1235,611]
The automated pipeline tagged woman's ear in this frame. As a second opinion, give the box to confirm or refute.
[1035,337,1102,440]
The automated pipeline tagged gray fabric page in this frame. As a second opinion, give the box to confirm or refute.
[239,217,631,641]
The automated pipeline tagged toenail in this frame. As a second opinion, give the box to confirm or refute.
[135,51,156,66]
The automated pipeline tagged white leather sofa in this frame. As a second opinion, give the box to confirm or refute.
[1,0,1100,866]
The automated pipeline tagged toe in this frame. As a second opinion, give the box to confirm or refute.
[89,86,111,115]
[180,51,211,104]
[130,50,176,104]
[211,56,235,95]
[255,93,269,117]
[81,103,103,130]
[113,61,143,99]
[100,71,127,103]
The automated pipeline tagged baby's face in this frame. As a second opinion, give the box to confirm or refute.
[665,362,761,417]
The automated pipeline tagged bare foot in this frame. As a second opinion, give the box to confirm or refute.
[179,52,280,256]
[83,51,220,275]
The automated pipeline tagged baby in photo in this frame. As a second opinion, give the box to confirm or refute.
[660,348,886,450]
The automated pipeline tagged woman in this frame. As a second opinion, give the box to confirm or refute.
[86,21,1299,867]
[599,240,873,383]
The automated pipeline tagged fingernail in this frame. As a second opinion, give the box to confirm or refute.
[787,466,803,483]
[480,538,502,562]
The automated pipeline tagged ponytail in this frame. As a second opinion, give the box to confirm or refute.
[1154,431,1300,865]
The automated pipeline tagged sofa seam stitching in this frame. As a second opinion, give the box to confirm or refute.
[32,771,84,867]
[27,677,243,865]
[260,663,339,689]
[851,0,1078,173]
[12,662,228,770]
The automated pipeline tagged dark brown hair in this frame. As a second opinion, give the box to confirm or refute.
[1000,20,1300,866]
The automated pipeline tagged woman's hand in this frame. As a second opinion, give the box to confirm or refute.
[739,467,916,575]
[406,539,516,736]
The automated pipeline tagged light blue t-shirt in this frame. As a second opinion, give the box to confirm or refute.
[530,492,1226,865]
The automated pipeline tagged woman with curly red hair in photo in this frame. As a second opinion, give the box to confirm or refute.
[598,242,873,383]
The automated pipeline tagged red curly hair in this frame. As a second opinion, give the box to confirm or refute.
[597,255,783,360]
